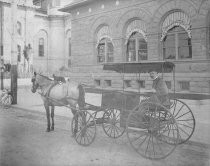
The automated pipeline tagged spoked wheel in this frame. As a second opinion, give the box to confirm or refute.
[126,102,179,160]
[170,98,195,144]
[71,110,96,146]
[1,95,13,109]
[102,108,125,138]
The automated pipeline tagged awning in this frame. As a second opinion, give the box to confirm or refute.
[103,61,175,73]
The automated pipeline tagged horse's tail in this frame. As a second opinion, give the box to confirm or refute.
[78,84,85,108]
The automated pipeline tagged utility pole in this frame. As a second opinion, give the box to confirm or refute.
[0,5,4,90]
[11,0,18,104]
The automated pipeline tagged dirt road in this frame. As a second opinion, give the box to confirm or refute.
[0,107,209,166]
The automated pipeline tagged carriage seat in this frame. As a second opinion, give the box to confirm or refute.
[52,74,66,84]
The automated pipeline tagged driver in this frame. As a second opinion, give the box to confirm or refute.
[148,70,170,108]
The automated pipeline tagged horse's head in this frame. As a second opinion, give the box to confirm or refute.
[31,72,53,93]
[31,72,39,93]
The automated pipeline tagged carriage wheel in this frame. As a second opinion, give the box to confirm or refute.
[126,102,179,160]
[170,99,195,144]
[102,108,125,138]
[71,110,96,146]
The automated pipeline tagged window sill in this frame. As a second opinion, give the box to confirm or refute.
[178,90,190,93]
[164,59,210,63]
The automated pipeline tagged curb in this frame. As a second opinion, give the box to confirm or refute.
[184,139,210,149]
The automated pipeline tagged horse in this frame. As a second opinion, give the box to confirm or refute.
[31,72,85,132]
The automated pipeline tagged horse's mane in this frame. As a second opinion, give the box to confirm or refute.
[39,74,53,81]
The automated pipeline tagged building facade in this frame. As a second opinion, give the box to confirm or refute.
[60,0,210,94]
[1,0,210,94]
[0,0,72,77]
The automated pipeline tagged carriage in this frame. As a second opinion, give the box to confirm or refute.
[31,61,195,160]
[70,61,196,160]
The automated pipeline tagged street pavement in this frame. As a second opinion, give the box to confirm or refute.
[1,106,210,166]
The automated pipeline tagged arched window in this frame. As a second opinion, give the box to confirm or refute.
[161,12,192,60]
[126,32,147,62]
[96,26,114,63]
[17,45,21,62]
[39,38,44,57]
[66,29,71,68]
[68,37,71,57]
[35,30,48,58]
[163,26,192,60]
[17,21,22,35]
[125,20,148,62]
[68,38,71,68]
[97,38,114,63]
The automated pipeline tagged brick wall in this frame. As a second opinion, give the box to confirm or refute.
[66,0,210,94]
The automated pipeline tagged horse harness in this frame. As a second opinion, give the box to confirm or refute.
[40,82,79,103]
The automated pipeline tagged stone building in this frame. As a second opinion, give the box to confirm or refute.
[60,0,210,94]
[0,0,71,76]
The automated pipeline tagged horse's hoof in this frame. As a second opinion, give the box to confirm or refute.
[46,128,50,132]
[51,127,54,131]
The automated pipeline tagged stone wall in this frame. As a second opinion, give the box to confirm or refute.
[1,2,69,76]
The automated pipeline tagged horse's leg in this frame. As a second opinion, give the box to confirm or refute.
[44,103,51,132]
[51,105,55,131]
